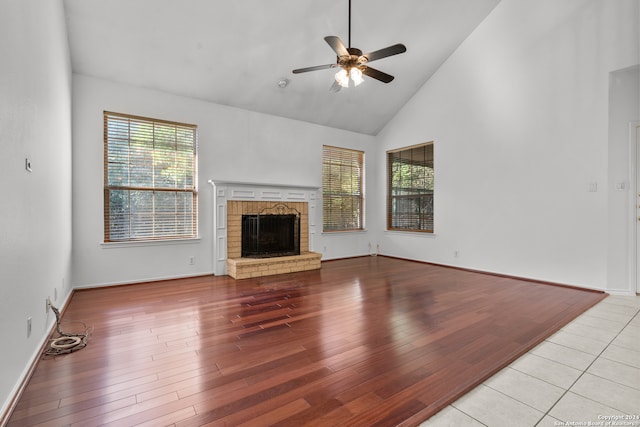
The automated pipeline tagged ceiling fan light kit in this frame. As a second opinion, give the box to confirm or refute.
[335,67,364,88]
[292,0,406,91]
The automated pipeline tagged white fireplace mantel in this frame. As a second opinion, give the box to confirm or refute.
[208,180,321,276]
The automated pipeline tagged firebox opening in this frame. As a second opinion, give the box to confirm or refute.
[241,213,300,258]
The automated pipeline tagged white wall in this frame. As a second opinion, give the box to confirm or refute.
[0,0,72,417]
[71,75,376,287]
[375,0,639,291]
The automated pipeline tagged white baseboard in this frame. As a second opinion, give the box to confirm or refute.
[72,271,214,290]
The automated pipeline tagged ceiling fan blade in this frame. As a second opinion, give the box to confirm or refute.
[329,80,342,93]
[292,64,338,74]
[361,66,394,83]
[324,36,349,57]
[363,43,407,62]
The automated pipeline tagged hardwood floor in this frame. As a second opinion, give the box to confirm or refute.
[7,257,606,426]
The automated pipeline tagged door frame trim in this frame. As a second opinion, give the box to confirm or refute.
[629,122,640,294]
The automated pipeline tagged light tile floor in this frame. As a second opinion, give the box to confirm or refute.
[421,294,640,427]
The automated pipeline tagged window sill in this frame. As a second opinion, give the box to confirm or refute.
[321,229,368,235]
[384,230,436,237]
[101,237,201,249]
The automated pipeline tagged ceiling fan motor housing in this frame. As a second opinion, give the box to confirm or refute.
[339,47,366,70]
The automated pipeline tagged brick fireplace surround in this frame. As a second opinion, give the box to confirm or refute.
[209,181,322,279]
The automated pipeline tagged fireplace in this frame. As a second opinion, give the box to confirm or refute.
[209,180,322,278]
[242,213,300,258]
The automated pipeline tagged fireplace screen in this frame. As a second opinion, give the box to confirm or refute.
[241,211,300,258]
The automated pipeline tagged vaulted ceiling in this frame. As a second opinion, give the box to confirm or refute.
[63,0,500,135]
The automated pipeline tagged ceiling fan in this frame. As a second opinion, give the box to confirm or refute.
[292,0,407,91]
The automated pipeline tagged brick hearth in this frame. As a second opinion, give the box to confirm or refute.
[227,252,321,279]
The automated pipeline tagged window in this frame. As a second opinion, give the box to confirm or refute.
[104,111,198,242]
[322,145,364,231]
[387,142,434,232]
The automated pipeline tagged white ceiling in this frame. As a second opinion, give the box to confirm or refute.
[63,0,500,135]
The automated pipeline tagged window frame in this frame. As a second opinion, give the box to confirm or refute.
[322,145,365,232]
[387,142,434,233]
[103,111,198,243]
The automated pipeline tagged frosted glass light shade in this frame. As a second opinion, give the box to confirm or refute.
[335,69,349,88]
[350,68,364,86]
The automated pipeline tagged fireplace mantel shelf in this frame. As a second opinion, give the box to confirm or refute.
[208,180,320,190]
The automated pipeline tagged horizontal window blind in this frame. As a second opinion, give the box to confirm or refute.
[104,111,198,242]
[322,145,364,232]
[387,142,434,232]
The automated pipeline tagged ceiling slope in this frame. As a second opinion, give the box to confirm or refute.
[63,0,500,135]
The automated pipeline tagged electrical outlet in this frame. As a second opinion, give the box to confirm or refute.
[27,317,32,338]
[454,250,459,258]
[188,256,195,265]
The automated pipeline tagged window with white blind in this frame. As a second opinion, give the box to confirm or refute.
[322,145,364,232]
[387,142,434,232]
[103,111,198,242]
